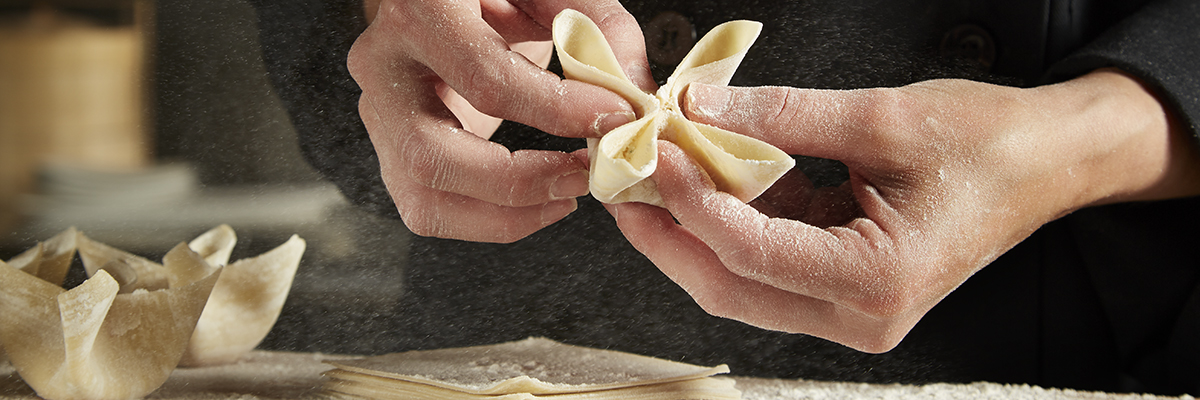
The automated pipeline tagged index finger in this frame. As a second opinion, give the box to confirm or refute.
[682,83,902,163]
[651,142,913,316]
[509,0,656,91]
[360,1,644,138]
[605,188,913,353]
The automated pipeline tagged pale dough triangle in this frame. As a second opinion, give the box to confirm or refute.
[179,231,306,367]
[552,9,795,206]
[0,228,77,368]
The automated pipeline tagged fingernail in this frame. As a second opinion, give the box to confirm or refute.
[551,170,590,199]
[684,83,732,117]
[594,111,636,135]
[541,199,578,225]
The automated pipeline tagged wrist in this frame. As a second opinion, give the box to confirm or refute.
[1037,68,1200,212]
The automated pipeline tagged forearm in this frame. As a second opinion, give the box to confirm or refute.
[1045,0,1200,189]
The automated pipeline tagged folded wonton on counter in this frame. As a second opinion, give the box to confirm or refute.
[0,237,221,400]
[0,226,305,399]
[553,9,794,206]
[321,337,742,400]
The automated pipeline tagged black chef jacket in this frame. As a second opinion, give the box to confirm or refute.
[245,0,1200,395]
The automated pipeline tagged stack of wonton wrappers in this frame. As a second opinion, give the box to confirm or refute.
[321,337,742,400]
[0,225,305,400]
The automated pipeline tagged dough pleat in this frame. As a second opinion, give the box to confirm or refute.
[552,9,794,206]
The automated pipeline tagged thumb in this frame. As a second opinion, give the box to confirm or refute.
[682,82,887,163]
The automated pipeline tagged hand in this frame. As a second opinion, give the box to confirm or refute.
[607,69,1200,352]
[349,0,653,242]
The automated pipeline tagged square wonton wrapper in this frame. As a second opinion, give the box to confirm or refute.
[553,9,794,206]
[322,337,741,399]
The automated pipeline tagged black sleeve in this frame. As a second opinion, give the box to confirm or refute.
[1044,0,1200,392]
[243,0,398,217]
[1045,0,1200,143]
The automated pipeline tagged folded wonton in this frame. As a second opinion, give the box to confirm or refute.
[0,236,221,400]
[0,226,306,399]
[74,225,306,367]
[552,9,795,206]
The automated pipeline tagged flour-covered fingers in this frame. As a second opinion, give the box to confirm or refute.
[386,170,579,243]
[652,143,937,321]
[358,0,634,138]
[682,83,909,163]
[362,92,590,208]
[605,199,916,353]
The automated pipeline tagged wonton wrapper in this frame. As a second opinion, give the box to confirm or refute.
[553,9,795,206]
[6,227,77,287]
[178,226,306,367]
[0,238,221,400]
[323,370,740,400]
[188,223,237,267]
[324,337,737,397]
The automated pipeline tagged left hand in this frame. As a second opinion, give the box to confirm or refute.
[604,69,1200,353]
[351,0,652,243]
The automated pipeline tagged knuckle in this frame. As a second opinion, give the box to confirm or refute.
[769,86,802,119]
[459,65,512,117]
[408,156,450,192]
[718,246,771,281]
[592,7,640,38]
[857,89,921,145]
[856,90,893,133]
[849,273,921,319]
[399,134,450,190]
[492,227,525,244]
[346,39,372,80]
[400,214,439,238]
[851,88,935,169]
[853,293,913,319]
[499,162,536,207]
[376,0,423,38]
[394,194,440,238]
[690,290,740,321]
[847,329,906,354]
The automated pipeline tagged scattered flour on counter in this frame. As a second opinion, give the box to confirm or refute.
[736,378,1196,400]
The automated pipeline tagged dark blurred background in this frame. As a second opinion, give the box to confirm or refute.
[0,0,411,354]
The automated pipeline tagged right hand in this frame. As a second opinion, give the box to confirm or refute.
[607,70,1200,352]
[348,0,654,242]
